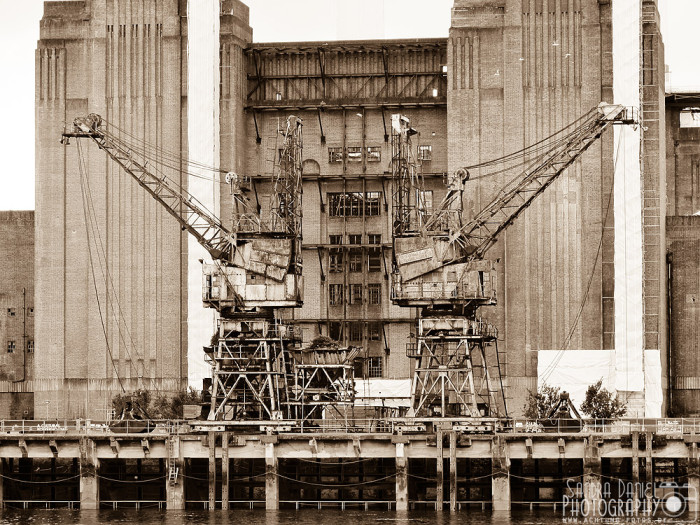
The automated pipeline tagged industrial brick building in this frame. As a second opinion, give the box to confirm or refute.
[29,0,697,419]
[0,211,34,419]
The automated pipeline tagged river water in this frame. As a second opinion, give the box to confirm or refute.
[0,509,696,524]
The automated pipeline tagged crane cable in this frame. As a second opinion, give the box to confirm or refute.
[539,130,624,385]
[77,140,126,394]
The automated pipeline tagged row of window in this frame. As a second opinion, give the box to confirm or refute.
[7,307,33,317]
[328,320,384,343]
[329,283,382,306]
[328,192,381,217]
[7,340,33,353]
[326,145,433,163]
[329,247,383,273]
[329,233,382,245]
[328,146,382,163]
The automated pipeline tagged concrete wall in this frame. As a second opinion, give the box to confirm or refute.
[0,211,34,418]
[35,0,189,418]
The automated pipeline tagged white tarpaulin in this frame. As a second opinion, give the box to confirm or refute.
[612,0,644,392]
[354,379,412,408]
[537,350,663,416]
[644,349,663,417]
[187,0,220,386]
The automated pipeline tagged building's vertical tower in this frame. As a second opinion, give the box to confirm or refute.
[447,0,615,412]
[35,0,188,418]
[639,0,667,413]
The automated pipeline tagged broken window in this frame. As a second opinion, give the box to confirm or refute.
[368,321,382,341]
[366,146,381,162]
[328,147,343,163]
[7,341,15,354]
[27,340,34,353]
[346,146,362,162]
[329,234,343,245]
[365,192,381,216]
[348,234,362,245]
[329,284,344,306]
[368,284,381,305]
[328,321,343,341]
[368,356,383,378]
[27,307,34,316]
[349,284,363,305]
[7,308,15,317]
[418,145,432,161]
[349,250,363,272]
[368,248,382,273]
[368,234,381,245]
[348,321,363,342]
[329,249,344,272]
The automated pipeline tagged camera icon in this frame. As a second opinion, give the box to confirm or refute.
[654,481,698,519]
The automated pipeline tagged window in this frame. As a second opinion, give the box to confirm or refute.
[347,192,364,216]
[346,146,362,162]
[348,322,363,342]
[418,145,432,161]
[368,234,381,245]
[328,321,343,341]
[27,340,34,353]
[329,193,344,216]
[366,146,381,162]
[368,284,381,305]
[349,250,363,272]
[329,284,344,306]
[349,284,363,305]
[7,341,15,354]
[348,234,362,245]
[328,147,343,163]
[365,192,381,216]
[329,234,343,245]
[368,356,383,378]
[7,308,15,317]
[368,248,382,273]
[27,307,34,316]
[368,322,382,341]
[329,249,344,272]
[328,192,382,217]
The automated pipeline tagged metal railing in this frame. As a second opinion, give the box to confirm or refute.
[2,417,699,437]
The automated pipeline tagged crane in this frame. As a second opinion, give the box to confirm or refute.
[390,103,636,419]
[63,113,356,422]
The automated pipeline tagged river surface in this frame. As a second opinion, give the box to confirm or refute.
[0,509,696,524]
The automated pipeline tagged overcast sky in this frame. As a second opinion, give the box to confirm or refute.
[0,0,697,211]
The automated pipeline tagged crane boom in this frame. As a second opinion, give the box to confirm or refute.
[393,103,637,285]
[65,114,233,262]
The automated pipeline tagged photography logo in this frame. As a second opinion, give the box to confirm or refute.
[561,478,698,522]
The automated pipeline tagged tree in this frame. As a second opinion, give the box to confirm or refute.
[112,387,203,420]
[579,379,626,420]
[523,383,562,419]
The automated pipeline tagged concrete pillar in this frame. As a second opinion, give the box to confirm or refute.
[208,431,216,510]
[395,441,408,511]
[632,431,640,508]
[166,436,185,510]
[644,432,653,512]
[688,443,699,513]
[491,437,510,512]
[436,429,444,511]
[264,437,279,510]
[449,432,457,512]
[583,439,602,516]
[222,432,229,510]
[79,438,99,510]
